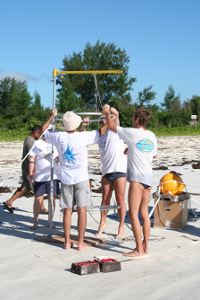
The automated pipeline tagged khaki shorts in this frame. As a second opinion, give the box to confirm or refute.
[61,180,91,208]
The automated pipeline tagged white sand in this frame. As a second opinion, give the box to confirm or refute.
[0,137,200,300]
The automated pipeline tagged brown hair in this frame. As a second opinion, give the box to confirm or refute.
[134,108,151,127]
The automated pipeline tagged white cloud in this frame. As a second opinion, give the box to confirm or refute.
[0,71,43,82]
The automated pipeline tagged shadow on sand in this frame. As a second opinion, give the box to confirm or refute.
[0,202,62,241]
[108,208,200,239]
[0,203,132,253]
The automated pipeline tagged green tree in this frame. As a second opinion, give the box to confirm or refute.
[0,77,32,129]
[30,91,44,119]
[56,41,136,112]
[56,79,82,112]
[190,95,200,117]
[26,91,48,127]
[137,85,156,107]
[181,100,192,124]
[160,85,183,126]
[32,91,43,110]
[161,85,181,112]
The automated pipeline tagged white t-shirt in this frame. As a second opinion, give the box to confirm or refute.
[30,139,59,182]
[117,127,157,186]
[44,130,99,185]
[98,130,127,176]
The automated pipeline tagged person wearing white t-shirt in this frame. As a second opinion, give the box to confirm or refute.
[41,109,99,251]
[103,105,157,257]
[97,115,127,238]
[29,139,60,229]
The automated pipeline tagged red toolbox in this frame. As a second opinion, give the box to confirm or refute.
[96,258,121,273]
[71,260,100,275]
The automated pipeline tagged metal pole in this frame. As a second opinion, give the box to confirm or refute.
[149,196,160,219]
[54,69,123,75]
[149,187,160,218]
[48,73,56,235]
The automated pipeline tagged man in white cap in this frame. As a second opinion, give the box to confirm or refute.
[41,109,99,250]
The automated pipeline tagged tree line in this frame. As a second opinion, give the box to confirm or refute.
[0,77,50,130]
[0,41,200,130]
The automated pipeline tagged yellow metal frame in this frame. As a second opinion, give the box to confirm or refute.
[53,68,123,77]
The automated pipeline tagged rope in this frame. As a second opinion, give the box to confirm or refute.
[20,130,46,165]
[188,192,200,196]
[93,74,103,110]
[88,211,99,225]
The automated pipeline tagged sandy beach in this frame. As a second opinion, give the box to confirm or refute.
[0,136,200,300]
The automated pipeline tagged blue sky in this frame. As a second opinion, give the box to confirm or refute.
[0,0,200,108]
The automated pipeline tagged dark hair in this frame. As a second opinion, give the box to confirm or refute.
[30,125,41,133]
[134,108,151,127]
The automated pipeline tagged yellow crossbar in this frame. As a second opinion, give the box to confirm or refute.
[53,68,123,77]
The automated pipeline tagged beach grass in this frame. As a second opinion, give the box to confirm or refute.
[152,126,200,137]
[0,128,29,142]
[0,126,200,141]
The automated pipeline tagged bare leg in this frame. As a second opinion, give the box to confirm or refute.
[40,199,48,213]
[53,196,56,217]
[33,196,44,229]
[77,207,87,250]
[5,187,26,208]
[96,176,113,237]
[113,177,126,238]
[140,187,151,253]
[63,208,72,249]
[124,182,144,257]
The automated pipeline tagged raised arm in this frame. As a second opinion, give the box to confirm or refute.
[41,108,57,133]
[102,104,119,132]
[79,117,90,132]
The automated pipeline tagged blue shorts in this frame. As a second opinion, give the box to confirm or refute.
[34,180,60,197]
[103,172,126,182]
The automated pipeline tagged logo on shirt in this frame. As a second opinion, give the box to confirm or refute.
[136,139,154,152]
[64,145,75,163]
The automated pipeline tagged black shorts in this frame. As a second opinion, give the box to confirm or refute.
[103,172,126,183]
[139,182,151,189]
[34,180,60,197]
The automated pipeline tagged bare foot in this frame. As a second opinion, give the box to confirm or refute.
[40,208,48,215]
[5,200,13,207]
[78,242,87,251]
[96,223,106,237]
[123,249,144,257]
[116,226,125,240]
[30,225,38,230]
[116,234,125,241]
[142,241,148,254]
[47,223,55,229]
[96,232,105,239]
[64,240,72,250]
